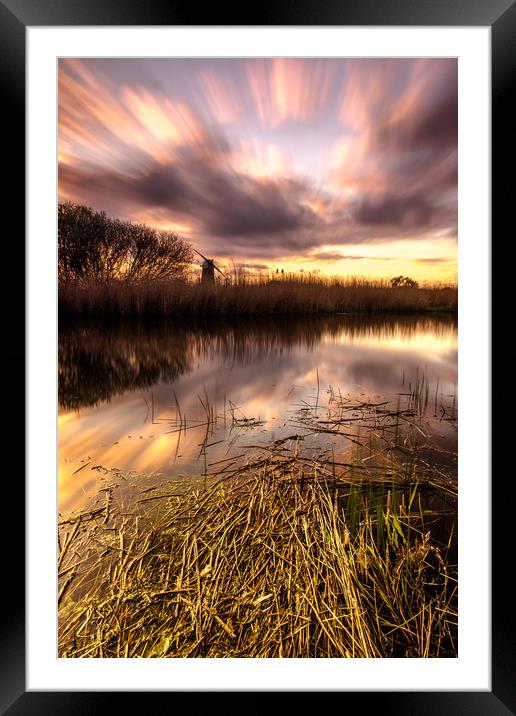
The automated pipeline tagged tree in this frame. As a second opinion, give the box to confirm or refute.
[58,203,129,283]
[124,224,193,281]
[390,275,419,288]
[58,202,193,283]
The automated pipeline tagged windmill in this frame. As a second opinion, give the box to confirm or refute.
[193,248,229,284]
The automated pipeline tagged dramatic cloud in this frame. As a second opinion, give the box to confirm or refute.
[246,59,336,127]
[59,150,323,257]
[355,194,434,229]
[58,58,458,276]
[331,59,457,239]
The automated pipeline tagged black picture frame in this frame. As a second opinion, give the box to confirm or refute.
[4,0,510,711]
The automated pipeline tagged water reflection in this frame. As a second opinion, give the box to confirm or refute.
[58,314,457,514]
[59,321,194,409]
[59,315,456,409]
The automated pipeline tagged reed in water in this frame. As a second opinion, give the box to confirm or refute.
[58,442,457,658]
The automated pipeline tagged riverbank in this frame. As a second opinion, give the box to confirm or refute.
[59,278,457,317]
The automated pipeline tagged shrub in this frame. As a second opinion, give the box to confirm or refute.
[58,202,193,284]
[390,275,419,288]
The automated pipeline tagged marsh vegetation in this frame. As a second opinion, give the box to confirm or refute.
[59,276,457,317]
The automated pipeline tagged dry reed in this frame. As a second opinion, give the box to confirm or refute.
[58,458,457,658]
[59,277,457,317]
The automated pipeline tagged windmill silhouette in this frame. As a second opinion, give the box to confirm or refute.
[193,248,229,284]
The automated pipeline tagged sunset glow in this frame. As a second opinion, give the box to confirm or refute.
[58,58,458,282]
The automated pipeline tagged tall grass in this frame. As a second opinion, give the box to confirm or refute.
[59,276,457,317]
[58,458,457,658]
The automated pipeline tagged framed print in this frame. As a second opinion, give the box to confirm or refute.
[3,0,511,711]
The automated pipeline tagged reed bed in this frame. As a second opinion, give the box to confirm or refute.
[59,277,457,317]
[58,455,457,659]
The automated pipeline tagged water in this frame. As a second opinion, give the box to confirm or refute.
[58,314,457,515]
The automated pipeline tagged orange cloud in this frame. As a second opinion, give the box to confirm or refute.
[231,138,292,179]
[59,59,209,175]
[197,68,241,124]
[338,59,406,132]
[247,59,334,127]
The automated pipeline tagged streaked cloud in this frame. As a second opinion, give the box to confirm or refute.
[246,58,335,127]
[311,251,397,262]
[58,57,457,279]
[197,68,241,124]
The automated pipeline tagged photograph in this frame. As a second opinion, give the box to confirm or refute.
[56,56,459,659]
[0,0,503,704]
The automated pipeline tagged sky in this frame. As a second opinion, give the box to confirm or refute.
[58,58,458,282]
